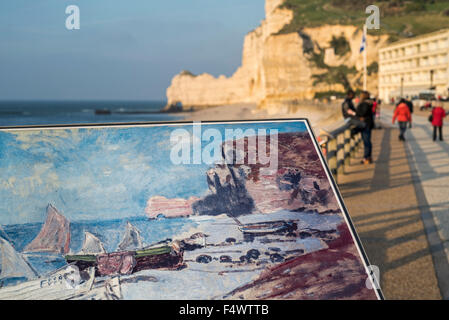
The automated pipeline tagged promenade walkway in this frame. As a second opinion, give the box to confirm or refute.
[338,108,449,299]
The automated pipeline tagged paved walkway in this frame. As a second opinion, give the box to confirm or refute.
[338,108,446,299]
[385,107,449,299]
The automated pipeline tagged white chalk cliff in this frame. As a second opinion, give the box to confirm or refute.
[166,0,388,113]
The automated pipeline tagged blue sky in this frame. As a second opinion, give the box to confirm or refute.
[0,0,264,101]
[0,121,307,225]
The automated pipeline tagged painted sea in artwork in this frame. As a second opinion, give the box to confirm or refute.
[0,121,379,300]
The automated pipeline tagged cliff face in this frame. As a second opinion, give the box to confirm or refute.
[166,0,388,111]
[193,132,339,216]
[145,196,199,219]
[148,132,339,219]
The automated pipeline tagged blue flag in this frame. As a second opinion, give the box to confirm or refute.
[360,33,366,53]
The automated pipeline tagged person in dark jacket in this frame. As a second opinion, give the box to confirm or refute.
[405,99,414,114]
[356,91,374,164]
[342,89,356,119]
[342,89,366,135]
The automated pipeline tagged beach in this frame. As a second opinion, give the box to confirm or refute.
[178,102,343,134]
[0,100,342,136]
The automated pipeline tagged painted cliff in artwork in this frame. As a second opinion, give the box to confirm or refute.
[0,121,379,300]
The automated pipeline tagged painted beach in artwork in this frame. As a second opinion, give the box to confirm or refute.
[0,120,378,300]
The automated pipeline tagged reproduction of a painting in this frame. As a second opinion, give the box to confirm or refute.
[0,120,381,300]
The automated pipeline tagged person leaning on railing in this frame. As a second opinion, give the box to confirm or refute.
[342,89,366,136]
[342,89,356,120]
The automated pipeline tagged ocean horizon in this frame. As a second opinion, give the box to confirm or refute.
[0,100,181,126]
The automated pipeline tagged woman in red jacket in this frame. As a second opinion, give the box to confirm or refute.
[392,102,412,141]
[431,105,446,141]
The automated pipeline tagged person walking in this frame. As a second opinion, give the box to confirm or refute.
[431,104,446,141]
[356,91,374,164]
[404,98,414,128]
[392,101,412,141]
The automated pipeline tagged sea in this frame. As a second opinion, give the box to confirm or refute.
[0,101,181,127]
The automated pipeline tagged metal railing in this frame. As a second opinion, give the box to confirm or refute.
[319,120,362,181]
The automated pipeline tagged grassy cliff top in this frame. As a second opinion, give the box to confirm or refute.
[280,0,449,41]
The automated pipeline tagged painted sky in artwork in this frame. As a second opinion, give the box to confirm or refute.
[0,121,308,225]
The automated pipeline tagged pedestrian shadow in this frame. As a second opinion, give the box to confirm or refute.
[404,125,449,186]
[351,201,449,224]
[339,122,448,298]
[339,127,415,198]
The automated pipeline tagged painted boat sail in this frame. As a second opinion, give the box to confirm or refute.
[0,237,37,281]
[0,226,10,242]
[24,204,71,254]
[78,231,106,255]
[117,222,143,251]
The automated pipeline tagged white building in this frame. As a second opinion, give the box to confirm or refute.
[379,29,449,101]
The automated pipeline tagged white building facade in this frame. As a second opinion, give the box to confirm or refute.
[379,29,449,101]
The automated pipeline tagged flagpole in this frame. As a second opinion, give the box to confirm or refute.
[363,24,367,91]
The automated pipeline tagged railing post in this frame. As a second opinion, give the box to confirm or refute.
[320,120,362,181]
[354,132,361,151]
[337,133,345,175]
[344,129,351,167]
[327,137,337,177]
[350,130,356,157]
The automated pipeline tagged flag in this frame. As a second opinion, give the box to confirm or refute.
[361,24,367,90]
[359,32,366,53]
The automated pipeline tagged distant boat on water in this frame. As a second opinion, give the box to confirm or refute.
[94,109,111,115]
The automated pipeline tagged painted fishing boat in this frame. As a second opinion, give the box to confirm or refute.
[238,221,293,235]
[0,265,96,300]
[65,222,183,276]
[70,275,122,300]
[133,243,184,273]
[0,236,97,300]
